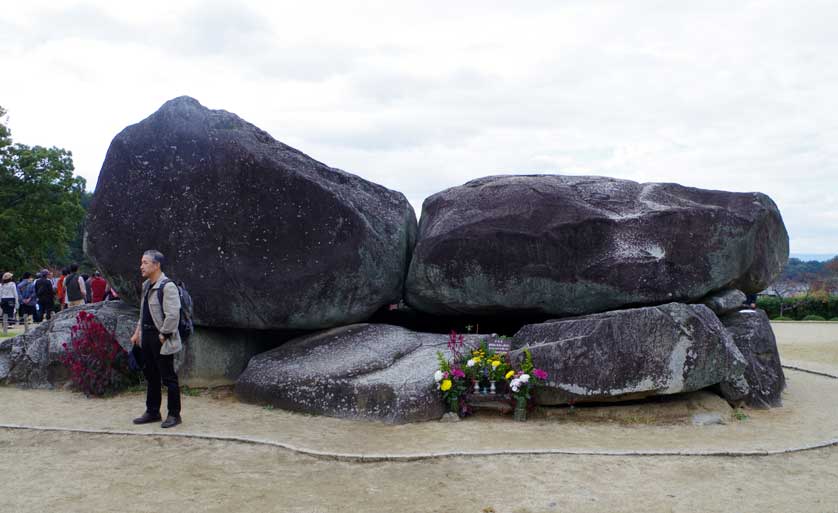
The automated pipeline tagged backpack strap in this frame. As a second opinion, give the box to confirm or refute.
[156,278,172,325]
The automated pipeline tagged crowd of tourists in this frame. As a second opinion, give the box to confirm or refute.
[0,263,119,328]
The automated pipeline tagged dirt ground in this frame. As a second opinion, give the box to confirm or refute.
[0,322,836,512]
[774,321,838,373]
[2,429,837,513]
[0,367,836,458]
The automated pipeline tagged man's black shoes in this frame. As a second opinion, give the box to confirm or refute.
[133,412,162,424]
[161,415,182,429]
[133,412,182,427]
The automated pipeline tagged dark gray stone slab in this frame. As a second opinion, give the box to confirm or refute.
[698,288,747,316]
[718,309,786,408]
[235,324,483,423]
[175,327,282,387]
[509,303,747,405]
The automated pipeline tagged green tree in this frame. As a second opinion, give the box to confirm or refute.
[67,190,95,272]
[824,257,838,295]
[0,105,87,273]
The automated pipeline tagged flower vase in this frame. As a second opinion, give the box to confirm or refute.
[473,380,480,394]
[448,397,460,414]
[513,396,528,422]
[490,381,496,394]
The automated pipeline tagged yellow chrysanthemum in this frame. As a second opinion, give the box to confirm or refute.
[505,370,515,379]
[440,379,452,391]
[491,361,501,368]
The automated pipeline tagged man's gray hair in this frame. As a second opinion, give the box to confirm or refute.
[143,249,166,268]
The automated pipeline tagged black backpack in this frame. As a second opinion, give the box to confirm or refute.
[156,279,195,341]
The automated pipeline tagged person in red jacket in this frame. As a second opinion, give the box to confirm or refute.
[90,271,109,303]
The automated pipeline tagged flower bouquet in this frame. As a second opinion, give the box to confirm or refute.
[465,339,511,394]
[433,331,470,415]
[465,344,486,393]
[486,352,510,393]
[506,349,548,421]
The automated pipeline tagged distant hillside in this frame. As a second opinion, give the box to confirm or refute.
[780,257,834,281]
[790,253,836,262]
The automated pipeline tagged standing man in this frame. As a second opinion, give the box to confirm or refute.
[17,272,37,327]
[34,270,55,322]
[130,250,183,429]
[63,264,86,308]
[89,271,109,303]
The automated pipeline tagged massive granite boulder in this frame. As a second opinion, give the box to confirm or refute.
[718,309,786,408]
[235,324,482,423]
[405,175,788,317]
[509,303,747,405]
[86,96,417,330]
[0,301,280,388]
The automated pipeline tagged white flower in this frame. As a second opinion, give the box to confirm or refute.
[519,374,530,383]
[434,370,444,382]
[510,378,521,389]
[511,384,519,392]
[467,359,476,367]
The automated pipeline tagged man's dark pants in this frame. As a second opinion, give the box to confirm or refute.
[19,304,36,323]
[141,325,181,417]
[36,299,53,322]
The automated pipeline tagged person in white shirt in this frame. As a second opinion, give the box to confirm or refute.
[1,272,20,326]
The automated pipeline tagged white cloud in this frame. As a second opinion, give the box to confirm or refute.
[1,0,836,253]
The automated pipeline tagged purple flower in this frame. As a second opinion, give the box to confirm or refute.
[533,368,548,380]
[451,368,466,379]
[448,330,464,356]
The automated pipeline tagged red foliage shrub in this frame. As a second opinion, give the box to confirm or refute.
[59,310,138,396]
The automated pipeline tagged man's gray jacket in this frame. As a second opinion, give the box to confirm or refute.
[137,273,182,355]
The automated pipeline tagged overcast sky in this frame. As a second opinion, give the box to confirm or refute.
[1,0,836,254]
